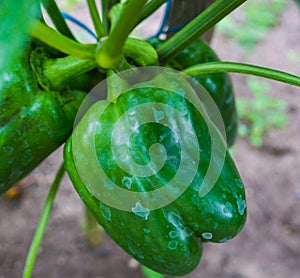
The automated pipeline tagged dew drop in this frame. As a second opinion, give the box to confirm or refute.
[219,236,232,243]
[236,197,246,215]
[167,211,185,230]
[234,179,243,188]
[222,201,233,217]
[183,227,193,237]
[168,240,178,250]
[169,230,179,239]
[202,232,213,240]
[184,251,191,257]
[122,176,132,189]
[99,203,111,221]
[152,108,165,122]
[143,228,150,234]
[132,201,150,220]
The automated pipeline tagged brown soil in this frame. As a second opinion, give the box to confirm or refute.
[1,2,300,278]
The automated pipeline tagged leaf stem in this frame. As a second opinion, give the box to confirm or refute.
[139,0,167,23]
[30,20,96,59]
[95,0,148,69]
[87,0,106,38]
[101,0,110,34]
[22,163,65,278]
[183,62,300,87]
[157,0,247,63]
[43,0,75,39]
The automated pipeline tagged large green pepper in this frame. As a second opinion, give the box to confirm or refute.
[64,71,246,276]
[0,49,85,194]
[148,37,238,147]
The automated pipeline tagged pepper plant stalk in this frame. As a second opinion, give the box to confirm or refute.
[95,0,148,69]
[31,20,96,59]
[157,0,247,63]
[183,62,300,87]
[139,0,167,24]
[43,0,75,39]
[87,0,106,38]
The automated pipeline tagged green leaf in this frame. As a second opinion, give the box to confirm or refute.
[0,0,40,72]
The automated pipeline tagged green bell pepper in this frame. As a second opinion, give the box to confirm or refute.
[148,37,238,147]
[0,48,85,194]
[64,70,246,276]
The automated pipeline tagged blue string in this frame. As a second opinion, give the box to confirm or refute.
[165,23,186,33]
[61,12,97,41]
[61,7,185,41]
[152,0,186,38]
[153,0,172,37]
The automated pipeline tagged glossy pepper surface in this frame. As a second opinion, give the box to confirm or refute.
[0,49,85,194]
[148,37,238,147]
[64,70,247,276]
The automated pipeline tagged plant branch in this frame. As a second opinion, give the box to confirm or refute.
[95,0,148,69]
[43,0,75,39]
[87,0,106,38]
[22,163,65,278]
[183,62,300,87]
[30,20,96,59]
[139,0,167,23]
[157,0,247,63]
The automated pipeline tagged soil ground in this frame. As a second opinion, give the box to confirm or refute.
[1,2,300,278]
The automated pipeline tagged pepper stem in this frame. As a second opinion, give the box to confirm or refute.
[42,55,98,91]
[95,0,148,69]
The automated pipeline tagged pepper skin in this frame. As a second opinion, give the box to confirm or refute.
[0,50,85,194]
[148,37,238,147]
[64,74,247,276]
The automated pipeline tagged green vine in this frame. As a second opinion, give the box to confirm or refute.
[183,62,300,87]
[30,20,96,59]
[23,164,65,278]
[157,0,247,63]
[95,0,148,69]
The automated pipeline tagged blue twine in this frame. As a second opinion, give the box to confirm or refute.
[152,0,186,38]
[153,0,172,37]
[61,12,97,41]
[61,5,185,41]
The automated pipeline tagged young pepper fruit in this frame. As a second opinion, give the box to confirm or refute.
[0,48,85,194]
[148,37,238,147]
[64,70,247,276]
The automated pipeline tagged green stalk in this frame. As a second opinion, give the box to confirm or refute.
[139,0,167,23]
[112,56,133,72]
[43,0,75,39]
[84,206,104,246]
[31,20,96,59]
[183,62,300,87]
[22,164,65,278]
[157,0,247,63]
[87,0,106,38]
[95,0,148,69]
[101,0,110,34]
